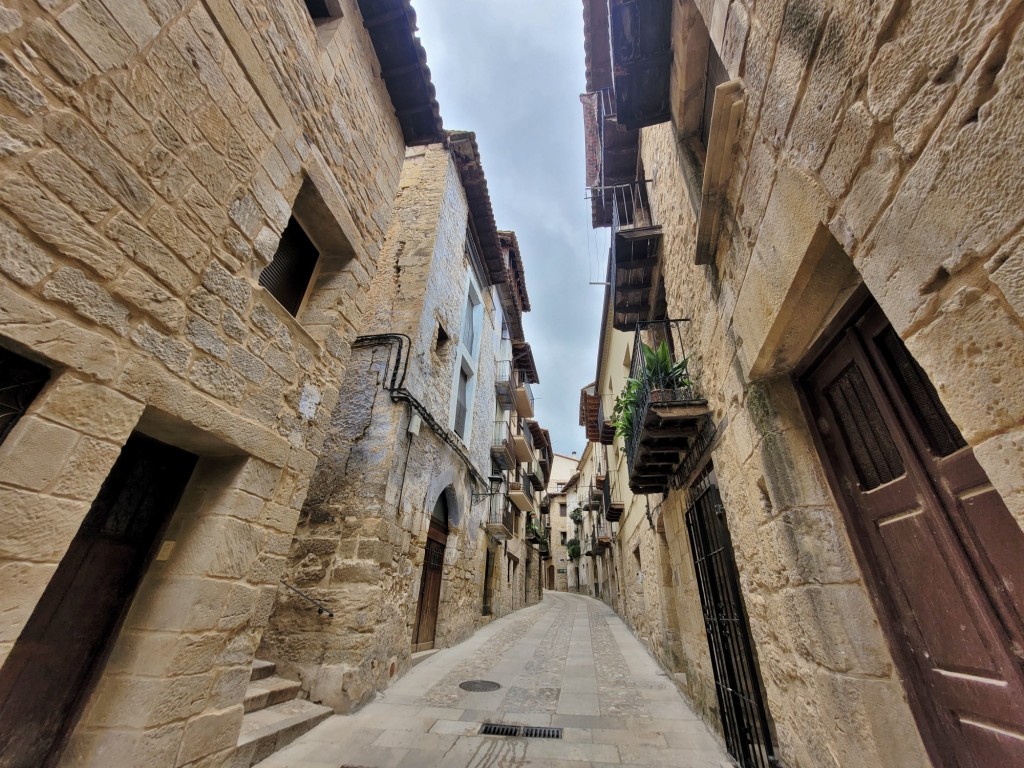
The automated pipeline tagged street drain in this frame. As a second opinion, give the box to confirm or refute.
[459,679,501,692]
[478,723,563,739]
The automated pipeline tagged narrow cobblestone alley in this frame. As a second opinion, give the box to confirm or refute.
[254,592,731,767]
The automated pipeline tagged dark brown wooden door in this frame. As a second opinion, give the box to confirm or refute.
[802,303,1024,768]
[0,433,197,768]
[412,496,448,652]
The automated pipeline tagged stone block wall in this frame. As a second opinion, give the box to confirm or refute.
[260,142,537,713]
[609,1,1024,766]
[0,0,406,765]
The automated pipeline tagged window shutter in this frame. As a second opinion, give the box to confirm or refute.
[258,217,319,316]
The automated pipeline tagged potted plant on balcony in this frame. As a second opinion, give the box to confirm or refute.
[569,507,583,526]
[644,340,691,401]
[525,520,542,544]
[566,537,581,560]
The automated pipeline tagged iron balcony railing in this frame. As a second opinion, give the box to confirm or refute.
[491,418,514,470]
[623,318,704,482]
[495,361,514,409]
[516,376,535,416]
[486,493,515,540]
[610,180,656,232]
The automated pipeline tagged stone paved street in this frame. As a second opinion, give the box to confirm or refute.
[255,592,732,767]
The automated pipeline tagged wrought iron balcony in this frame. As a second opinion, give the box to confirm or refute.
[603,474,624,523]
[511,418,535,463]
[495,361,515,409]
[610,180,662,331]
[508,474,535,512]
[621,319,711,494]
[485,493,515,541]
[513,374,535,418]
[490,419,515,471]
[527,458,545,487]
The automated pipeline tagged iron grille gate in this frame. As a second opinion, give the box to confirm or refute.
[685,483,776,768]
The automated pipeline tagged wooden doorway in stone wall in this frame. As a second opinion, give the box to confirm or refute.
[546,564,555,590]
[0,432,197,768]
[412,493,448,652]
[800,298,1024,768]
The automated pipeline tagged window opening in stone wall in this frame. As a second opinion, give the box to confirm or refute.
[258,216,320,316]
[559,502,567,516]
[0,347,50,446]
[303,0,343,21]
[454,366,470,439]
[436,323,449,352]
[451,272,482,442]
[560,531,567,545]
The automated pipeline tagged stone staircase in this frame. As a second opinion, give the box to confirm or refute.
[231,660,333,767]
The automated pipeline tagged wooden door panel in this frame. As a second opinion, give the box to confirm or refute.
[0,433,196,768]
[801,302,1024,768]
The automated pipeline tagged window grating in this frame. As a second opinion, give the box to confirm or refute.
[0,348,49,446]
[825,363,904,490]
[258,217,319,316]
[875,326,967,458]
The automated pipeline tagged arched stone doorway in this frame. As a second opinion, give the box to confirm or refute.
[412,493,448,651]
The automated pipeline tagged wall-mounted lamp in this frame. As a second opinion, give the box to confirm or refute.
[472,474,504,504]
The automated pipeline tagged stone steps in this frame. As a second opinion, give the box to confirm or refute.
[232,660,333,768]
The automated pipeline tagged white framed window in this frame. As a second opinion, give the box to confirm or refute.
[450,267,482,442]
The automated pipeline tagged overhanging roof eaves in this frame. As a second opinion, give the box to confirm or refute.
[498,230,531,312]
[448,131,505,287]
[583,0,613,92]
[512,340,540,384]
[358,0,444,146]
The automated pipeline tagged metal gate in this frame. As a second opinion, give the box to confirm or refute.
[685,481,776,768]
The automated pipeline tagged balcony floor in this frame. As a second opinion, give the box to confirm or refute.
[629,399,712,494]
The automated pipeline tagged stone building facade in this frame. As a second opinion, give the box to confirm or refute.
[545,452,580,592]
[0,0,475,766]
[579,2,1024,768]
[258,136,550,714]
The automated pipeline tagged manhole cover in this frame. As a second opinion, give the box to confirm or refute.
[460,679,501,692]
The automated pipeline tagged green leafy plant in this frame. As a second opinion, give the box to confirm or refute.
[612,342,693,441]
[565,537,581,560]
[612,377,641,439]
[642,340,691,391]
[569,507,583,525]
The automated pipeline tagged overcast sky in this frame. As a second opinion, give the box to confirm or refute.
[414,0,608,457]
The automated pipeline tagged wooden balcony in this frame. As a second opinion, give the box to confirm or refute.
[624,320,712,494]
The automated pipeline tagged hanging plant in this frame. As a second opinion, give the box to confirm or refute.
[566,537,581,560]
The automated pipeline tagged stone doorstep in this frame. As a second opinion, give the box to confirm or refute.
[410,649,440,668]
[250,659,277,681]
[244,676,303,713]
[236,699,334,768]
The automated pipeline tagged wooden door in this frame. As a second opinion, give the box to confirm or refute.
[412,496,448,652]
[801,303,1024,767]
[0,433,197,768]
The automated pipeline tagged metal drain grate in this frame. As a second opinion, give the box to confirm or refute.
[459,679,501,692]
[478,723,563,739]
[522,726,563,739]
[479,723,521,737]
